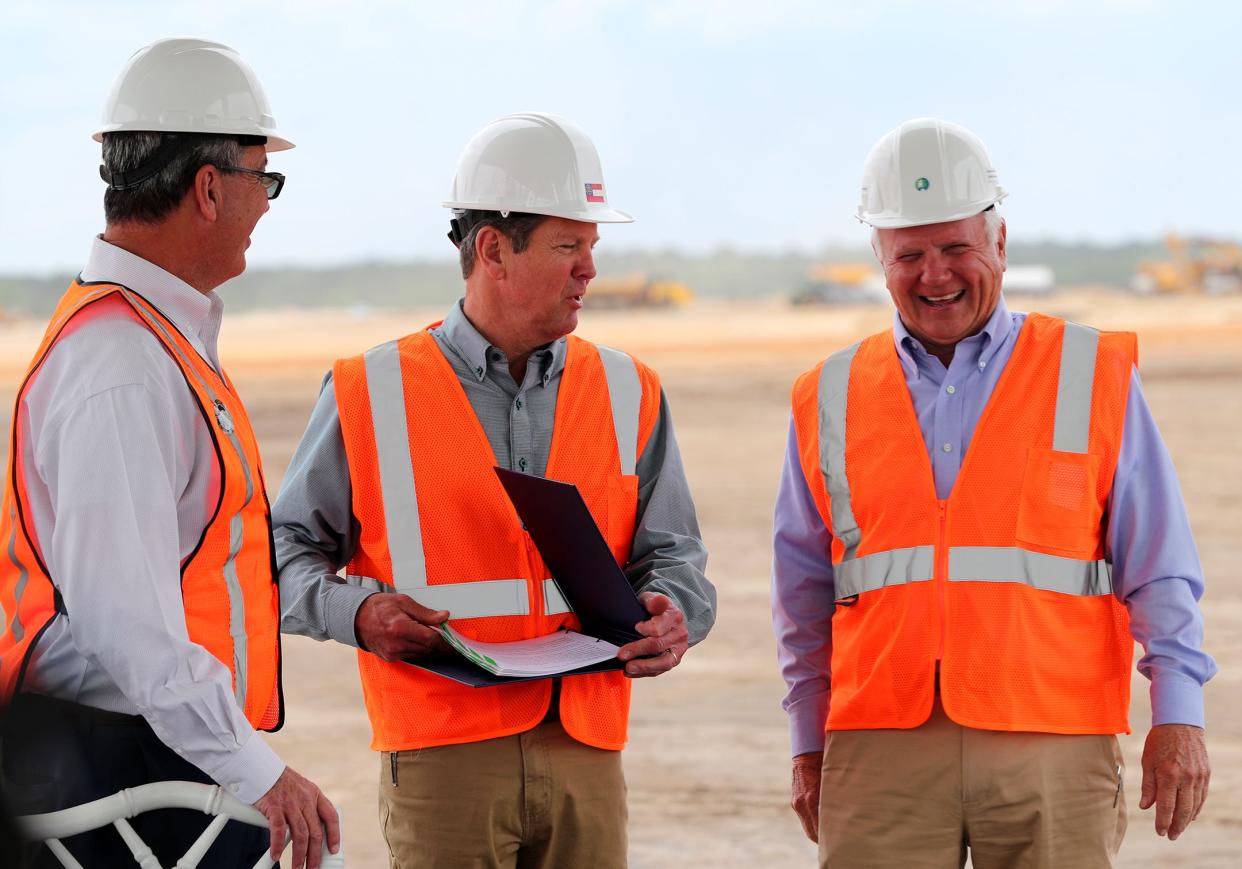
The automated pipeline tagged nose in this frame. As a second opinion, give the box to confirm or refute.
[576,247,597,282]
[921,251,951,286]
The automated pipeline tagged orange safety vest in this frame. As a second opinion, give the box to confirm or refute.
[0,281,283,730]
[333,329,660,751]
[792,313,1135,734]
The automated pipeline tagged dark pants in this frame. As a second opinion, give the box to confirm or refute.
[1,693,270,868]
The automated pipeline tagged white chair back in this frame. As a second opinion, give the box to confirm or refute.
[17,780,343,868]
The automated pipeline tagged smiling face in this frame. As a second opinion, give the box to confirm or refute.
[876,212,1006,364]
[502,216,599,351]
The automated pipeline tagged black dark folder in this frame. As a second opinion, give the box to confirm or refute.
[407,468,648,687]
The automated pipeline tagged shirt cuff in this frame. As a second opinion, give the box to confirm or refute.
[786,692,829,756]
[644,579,715,647]
[326,581,379,648]
[211,730,287,805]
[1150,670,1206,728]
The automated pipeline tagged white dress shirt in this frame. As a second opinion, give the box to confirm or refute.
[19,237,284,804]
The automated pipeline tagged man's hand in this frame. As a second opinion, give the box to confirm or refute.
[791,752,823,843]
[616,592,690,677]
[1139,723,1210,840]
[354,593,450,661]
[254,766,340,869]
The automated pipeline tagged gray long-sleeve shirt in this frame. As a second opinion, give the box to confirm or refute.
[273,301,715,648]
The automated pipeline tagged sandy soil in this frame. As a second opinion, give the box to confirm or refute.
[1,291,1239,867]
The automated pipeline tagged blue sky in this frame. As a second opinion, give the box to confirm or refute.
[2,0,1239,272]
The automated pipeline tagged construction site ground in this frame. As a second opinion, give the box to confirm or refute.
[2,289,1239,867]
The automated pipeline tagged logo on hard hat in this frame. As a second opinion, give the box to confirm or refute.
[914,177,931,192]
[584,183,605,203]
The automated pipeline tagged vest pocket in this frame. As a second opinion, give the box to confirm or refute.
[1015,448,1104,557]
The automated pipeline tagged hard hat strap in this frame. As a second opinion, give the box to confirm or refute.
[447,209,500,248]
[98,133,190,191]
[447,212,473,248]
[98,132,268,191]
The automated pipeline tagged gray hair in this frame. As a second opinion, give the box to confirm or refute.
[870,207,1003,260]
[455,210,547,279]
[102,132,245,224]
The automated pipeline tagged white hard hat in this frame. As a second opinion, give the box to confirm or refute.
[443,112,632,223]
[857,118,1004,228]
[94,37,293,151]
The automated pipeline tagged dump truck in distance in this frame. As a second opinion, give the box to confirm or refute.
[585,275,695,309]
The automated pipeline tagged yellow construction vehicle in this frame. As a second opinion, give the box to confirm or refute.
[791,262,887,304]
[585,275,694,309]
[1132,233,1242,295]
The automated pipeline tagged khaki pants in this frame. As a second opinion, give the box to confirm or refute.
[818,697,1126,869]
[379,722,627,869]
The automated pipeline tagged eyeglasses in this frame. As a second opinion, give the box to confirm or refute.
[218,165,286,200]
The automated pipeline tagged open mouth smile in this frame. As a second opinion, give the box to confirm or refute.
[919,289,965,308]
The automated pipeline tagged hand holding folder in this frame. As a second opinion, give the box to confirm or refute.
[406,468,650,686]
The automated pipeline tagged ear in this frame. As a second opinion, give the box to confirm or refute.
[191,163,222,222]
[996,218,1007,270]
[475,225,508,281]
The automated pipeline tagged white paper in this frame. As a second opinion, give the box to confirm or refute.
[437,624,621,677]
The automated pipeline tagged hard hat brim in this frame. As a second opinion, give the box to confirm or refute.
[858,193,1007,229]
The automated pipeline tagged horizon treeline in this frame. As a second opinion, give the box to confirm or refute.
[0,240,1169,316]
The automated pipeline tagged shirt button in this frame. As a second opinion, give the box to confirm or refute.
[946,385,956,395]
[515,398,523,411]
[475,366,484,377]
[518,457,528,471]
[942,443,953,453]
[978,360,987,369]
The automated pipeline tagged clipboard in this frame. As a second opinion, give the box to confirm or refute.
[407,468,648,686]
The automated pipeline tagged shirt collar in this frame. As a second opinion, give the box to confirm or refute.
[438,299,567,386]
[892,294,1013,379]
[79,236,223,369]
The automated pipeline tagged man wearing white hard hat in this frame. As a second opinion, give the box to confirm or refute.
[273,112,715,867]
[0,38,338,868]
[771,118,1214,867]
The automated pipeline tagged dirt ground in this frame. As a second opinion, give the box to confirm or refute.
[1,291,1239,867]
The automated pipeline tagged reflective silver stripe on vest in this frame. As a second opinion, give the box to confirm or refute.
[223,515,248,705]
[346,575,573,620]
[414,580,532,618]
[543,579,571,615]
[121,291,256,709]
[363,341,429,594]
[5,501,27,642]
[596,345,641,476]
[818,342,863,559]
[949,546,1113,596]
[359,340,637,621]
[833,545,936,598]
[1053,322,1099,454]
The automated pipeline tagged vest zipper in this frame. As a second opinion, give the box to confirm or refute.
[937,500,948,662]
[526,534,544,633]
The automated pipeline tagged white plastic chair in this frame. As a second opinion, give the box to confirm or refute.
[16,780,343,868]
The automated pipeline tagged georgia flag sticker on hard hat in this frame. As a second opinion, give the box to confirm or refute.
[585,183,606,203]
